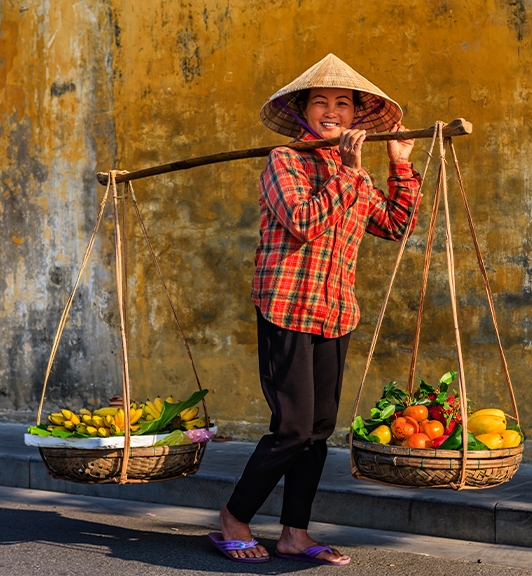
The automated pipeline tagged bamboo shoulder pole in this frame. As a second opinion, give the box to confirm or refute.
[96,118,472,186]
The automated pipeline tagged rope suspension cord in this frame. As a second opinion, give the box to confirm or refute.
[349,123,440,472]
[36,174,114,426]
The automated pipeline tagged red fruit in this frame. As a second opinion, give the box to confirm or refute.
[432,435,449,449]
[427,393,436,401]
[391,410,403,420]
[447,395,456,406]
[444,420,457,435]
[429,405,446,424]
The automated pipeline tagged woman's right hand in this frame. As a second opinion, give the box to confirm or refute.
[339,128,366,170]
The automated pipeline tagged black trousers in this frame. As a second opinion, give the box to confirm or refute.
[226,308,351,529]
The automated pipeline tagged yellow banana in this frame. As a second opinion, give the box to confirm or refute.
[61,411,80,425]
[97,427,111,438]
[76,423,88,434]
[86,425,98,436]
[183,417,206,430]
[48,413,66,425]
[93,407,119,417]
[61,409,74,421]
[82,414,93,426]
[91,415,105,428]
[129,408,143,425]
[79,408,92,416]
[50,425,68,432]
[165,395,174,404]
[110,424,122,436]
[114,409,125,430]
[145,413,154,421]
[130,424,141,432]
[154,396,164,413]
[104,414,115,428]
[144,400,160,420]
[63,420,76,431]
[130,401,138,411]
[181,407,199,422]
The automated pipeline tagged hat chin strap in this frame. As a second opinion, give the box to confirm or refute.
[349,99,386,129]
[274,97,388,140]
[273,96,322,139]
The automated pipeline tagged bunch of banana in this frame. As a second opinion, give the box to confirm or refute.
[179,406,206,430]
[47,405,143,437]
[142,396,174,421]
[47,409,83,432]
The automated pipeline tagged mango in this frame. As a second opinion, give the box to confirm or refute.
[470,408,505,419]
[501,429,521,448]
[371,425,392,445]
[467,411,506,435]
[476,433,503,450]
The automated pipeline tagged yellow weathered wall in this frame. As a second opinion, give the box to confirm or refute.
[1,0,531,442]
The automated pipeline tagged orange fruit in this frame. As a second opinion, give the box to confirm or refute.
[404,416,420,434]
[391,417,416,440]
[422,420,445,441]
[404,432,433,449]
[403,405,429,423]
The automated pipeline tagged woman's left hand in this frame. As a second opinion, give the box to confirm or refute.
[387,122,415,163]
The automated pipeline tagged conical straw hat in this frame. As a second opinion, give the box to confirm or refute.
[260,53,402,137]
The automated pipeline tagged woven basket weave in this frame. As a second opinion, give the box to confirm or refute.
[351,439,523,489]
[39,442,206,484]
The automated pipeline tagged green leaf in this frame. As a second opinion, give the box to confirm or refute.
[419,379,435,395]
[138,389,209,435]
[351,416,373,441]
[380,404,396,420]
[439,370,457,385]
[376,399,391,410]
[382,381,398,396]
[370,407,381,418]
[367,434,380,443]
[436,391,447,404]
[27,425,52,437]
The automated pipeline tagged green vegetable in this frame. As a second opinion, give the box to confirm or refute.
[439,425,490,451]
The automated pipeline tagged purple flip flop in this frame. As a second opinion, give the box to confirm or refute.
[207,532,270,563]
[275,544,351,566]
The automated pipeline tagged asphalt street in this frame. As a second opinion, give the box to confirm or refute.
[1,486,532,576]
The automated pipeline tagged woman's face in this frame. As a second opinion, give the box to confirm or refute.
[303,88,356,139]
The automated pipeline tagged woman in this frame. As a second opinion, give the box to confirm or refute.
[209,54,422,565]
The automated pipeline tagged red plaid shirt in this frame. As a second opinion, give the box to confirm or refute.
[251,130,422,338]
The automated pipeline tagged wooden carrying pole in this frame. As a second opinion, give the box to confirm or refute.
[96,118,472,186]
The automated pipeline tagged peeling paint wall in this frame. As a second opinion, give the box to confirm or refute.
[1,0,531,440]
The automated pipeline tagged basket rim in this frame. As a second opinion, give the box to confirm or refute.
[39,442,203,458]
[351,438,524,459]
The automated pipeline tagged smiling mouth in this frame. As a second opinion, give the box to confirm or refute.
[321,122,339,128]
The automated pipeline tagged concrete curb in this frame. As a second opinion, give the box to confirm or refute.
[2,423,532,547]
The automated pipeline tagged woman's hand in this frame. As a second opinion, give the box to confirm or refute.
[339,128,366,170]
[387,122,415,163]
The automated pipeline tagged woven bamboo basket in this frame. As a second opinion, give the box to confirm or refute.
[349,124,523,490]
[351,439,523,489]
[39,442,206,484]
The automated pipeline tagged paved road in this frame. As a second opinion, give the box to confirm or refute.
[1,486,532,575]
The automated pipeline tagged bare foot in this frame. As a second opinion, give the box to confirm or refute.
[219,505,269,560]
[276,526,350,565]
